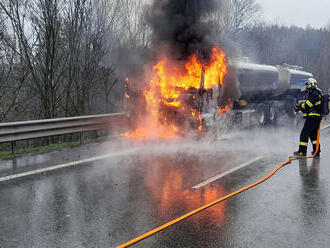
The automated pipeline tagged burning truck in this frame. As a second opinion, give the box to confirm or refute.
[122,46,229,139]
[122,46,313,139]
[119,0,314,140]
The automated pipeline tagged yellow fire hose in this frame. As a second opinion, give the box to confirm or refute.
[117,125,322,248]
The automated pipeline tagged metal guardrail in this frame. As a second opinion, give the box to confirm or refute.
[0,113,129,153]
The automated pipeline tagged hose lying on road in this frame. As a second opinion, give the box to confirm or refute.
[116,125,322,248]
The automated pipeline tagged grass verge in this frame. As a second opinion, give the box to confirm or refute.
[0,142,81,160]
[0,136,110,160]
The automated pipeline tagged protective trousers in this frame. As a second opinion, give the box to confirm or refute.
[299,118,321,154]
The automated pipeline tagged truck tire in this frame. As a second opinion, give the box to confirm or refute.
[256,103,268,126]
[268,102,277,126]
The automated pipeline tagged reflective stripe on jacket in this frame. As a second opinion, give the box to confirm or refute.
[300,88,322,118]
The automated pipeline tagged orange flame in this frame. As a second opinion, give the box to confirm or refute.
[121,128,147,140]
[218,99,233,115]
[123,46,228,139]
[150,46,227,103]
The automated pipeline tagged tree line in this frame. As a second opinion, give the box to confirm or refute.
[0,0,149,122]
[243,25,330,91]
[0,0,329,122]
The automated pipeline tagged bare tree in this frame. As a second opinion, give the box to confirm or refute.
[230,0,260,32]
[117,0,151,49]
[62,0,122,115]
[29,0,67,118]
[0,0,67,119]
[0,1,31,121]
[208,0,260,40]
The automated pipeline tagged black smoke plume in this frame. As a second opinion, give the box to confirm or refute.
[147,0,218,61]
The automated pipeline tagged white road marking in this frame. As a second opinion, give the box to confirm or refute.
[0,148,139,183]
[192,156,263,189]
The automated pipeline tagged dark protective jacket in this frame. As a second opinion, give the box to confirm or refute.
[300,88,322,119]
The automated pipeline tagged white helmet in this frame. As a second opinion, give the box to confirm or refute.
[305,78,317,89]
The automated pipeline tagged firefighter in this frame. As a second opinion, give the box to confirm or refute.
[294,78,322,156]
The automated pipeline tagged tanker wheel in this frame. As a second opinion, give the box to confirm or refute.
[268,102,278,126]
[256,103,268,126]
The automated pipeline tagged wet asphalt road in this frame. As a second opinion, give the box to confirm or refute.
[1,126,330,248]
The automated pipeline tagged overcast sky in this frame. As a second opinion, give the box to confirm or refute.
[256,0,330,28]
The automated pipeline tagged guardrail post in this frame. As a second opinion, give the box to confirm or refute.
[11,141,16,154]
[79,132,83,145]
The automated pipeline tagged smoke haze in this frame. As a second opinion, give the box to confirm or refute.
[147,0,219,61]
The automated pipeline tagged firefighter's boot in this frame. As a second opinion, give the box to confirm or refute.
[294,151,306,156]
[296,142,308,157]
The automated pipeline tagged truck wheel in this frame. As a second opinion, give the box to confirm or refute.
[256,103,267,126]
[269,102,277,126]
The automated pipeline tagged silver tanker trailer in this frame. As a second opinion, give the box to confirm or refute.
[203,60,314,130]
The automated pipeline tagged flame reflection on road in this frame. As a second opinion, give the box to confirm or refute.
[144,155,227,227]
